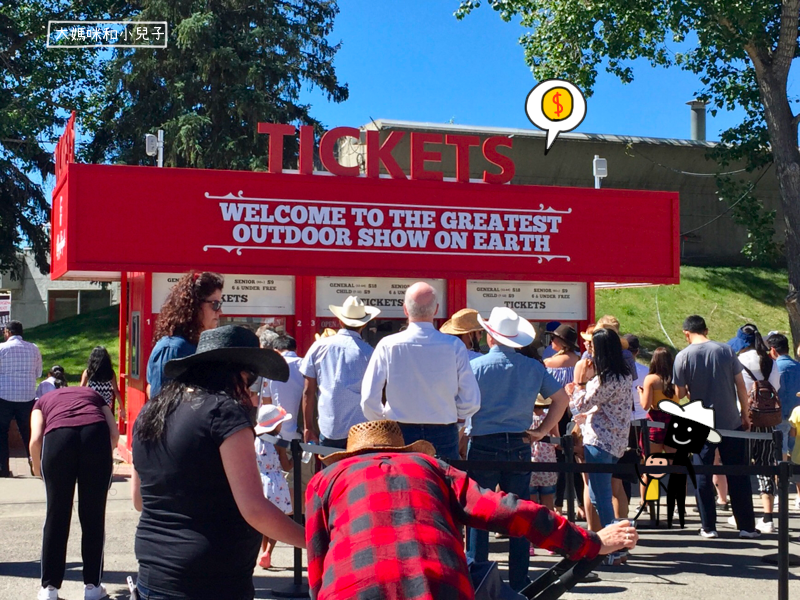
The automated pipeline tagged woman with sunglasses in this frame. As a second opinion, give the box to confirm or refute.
[132,325,305,600]
[146,271,224,398]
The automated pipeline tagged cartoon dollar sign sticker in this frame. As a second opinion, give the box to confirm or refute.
[525,79,587,155]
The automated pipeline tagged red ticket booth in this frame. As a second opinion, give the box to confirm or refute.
[50,119,680,460]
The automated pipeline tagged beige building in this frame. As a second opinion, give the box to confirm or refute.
[0,251,120,328]
[338,117,781,266]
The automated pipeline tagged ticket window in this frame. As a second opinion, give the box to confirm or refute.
[152,272,296,339]
[315,277,448,349]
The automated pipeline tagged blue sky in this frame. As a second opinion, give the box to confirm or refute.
[301,1,798,142]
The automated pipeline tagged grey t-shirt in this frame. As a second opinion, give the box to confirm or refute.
[673,341,744,430]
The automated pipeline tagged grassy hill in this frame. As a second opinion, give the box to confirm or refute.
[25,305,120,383]
[20,266,792,379]
[597,266,790,357]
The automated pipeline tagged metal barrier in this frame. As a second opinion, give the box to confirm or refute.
[260,427,797,600]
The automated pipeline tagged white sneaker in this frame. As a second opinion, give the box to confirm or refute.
[699,528,719,538]
[727,515,737,527]
[37,586,57,600]
[84,583,108,600]
[740,529,762,539]
[756,518,775,533]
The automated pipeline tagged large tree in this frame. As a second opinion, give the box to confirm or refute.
[85,0,348,170]
[457,0,800,346]
[0,1,114,277]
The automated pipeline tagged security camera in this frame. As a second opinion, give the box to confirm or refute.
[145,134,158,157]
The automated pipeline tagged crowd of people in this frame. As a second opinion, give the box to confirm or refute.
[4,268,800,599]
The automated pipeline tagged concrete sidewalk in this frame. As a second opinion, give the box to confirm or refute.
[1,454,800,600]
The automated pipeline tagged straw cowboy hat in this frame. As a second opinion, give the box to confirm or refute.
[164,325,289,382]
[440,308,482,335]
[328,295,381,327]
[477,307,536,349]
[579,319,629,350]
[321,420,436,465]
[657,399,722,443]
[535,394,552,407]
[315,328,338,341]
[254,404,292,436]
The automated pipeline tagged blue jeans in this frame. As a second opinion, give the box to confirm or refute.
[693,432,755,532]
[397,423,459,460]
[466,434,531,591]
[584,444,618,528]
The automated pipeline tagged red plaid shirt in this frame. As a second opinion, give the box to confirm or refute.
[305,452,601,600]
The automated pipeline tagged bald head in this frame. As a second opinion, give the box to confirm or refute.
[404,282,438,322]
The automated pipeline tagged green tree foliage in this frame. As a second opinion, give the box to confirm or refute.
[0,1,113,277]
[456,0,800,346]
[84,0,348,170]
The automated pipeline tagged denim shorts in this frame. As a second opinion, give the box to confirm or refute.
[530,484,557,496]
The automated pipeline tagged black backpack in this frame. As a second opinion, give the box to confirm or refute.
[741,366,782,428]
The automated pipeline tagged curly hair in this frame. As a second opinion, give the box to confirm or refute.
[153,271,224,345]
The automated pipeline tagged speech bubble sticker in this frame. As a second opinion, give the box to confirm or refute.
[525,79,587,154]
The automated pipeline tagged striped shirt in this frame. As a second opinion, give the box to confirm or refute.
[299,330,372,439]
[0,336,43,402]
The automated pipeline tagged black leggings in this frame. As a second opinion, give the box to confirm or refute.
[41,422,112,589]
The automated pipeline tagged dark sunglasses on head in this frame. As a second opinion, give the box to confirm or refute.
[203,299,223,311]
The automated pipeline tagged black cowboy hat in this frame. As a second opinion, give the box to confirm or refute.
[552,324,578,349]
[164,325,289,382]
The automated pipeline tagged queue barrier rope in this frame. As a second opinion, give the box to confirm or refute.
[258,425,795,600]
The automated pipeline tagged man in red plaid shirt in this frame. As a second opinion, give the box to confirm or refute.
[306,421,637,600]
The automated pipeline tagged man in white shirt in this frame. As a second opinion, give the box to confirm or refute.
[0,321,42,477]
[300,296,379,449]
[361,282,481,459]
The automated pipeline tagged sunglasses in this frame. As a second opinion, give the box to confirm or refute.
[203,299,223,312]
[244,370,259,388]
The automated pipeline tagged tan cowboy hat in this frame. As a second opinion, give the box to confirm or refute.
[535,394,552,407]
[328,295,381,327]
[477,307,536,349]
[440,308,482,335]
[580,322,629,350]
[321,420,436,465]
[314,328,338,341]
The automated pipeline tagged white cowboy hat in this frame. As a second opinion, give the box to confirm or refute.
[328,295,381,327]
[255,404,292,435]
[477,307,536,349]
[657,399,722,443]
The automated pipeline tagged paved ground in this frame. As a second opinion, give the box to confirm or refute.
[2,453,800,600]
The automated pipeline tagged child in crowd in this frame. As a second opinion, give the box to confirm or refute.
[529,396,560,556]
[788,394,800,502]
[254,405,294,569]
[35,365,68,398]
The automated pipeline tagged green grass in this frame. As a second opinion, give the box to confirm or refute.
[18,266,792,379]
[596,266,790,358]
[25,305,120,384]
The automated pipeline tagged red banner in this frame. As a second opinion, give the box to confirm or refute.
[52,164,679,283]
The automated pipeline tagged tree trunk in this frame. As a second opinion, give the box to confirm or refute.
[756,71,800,355]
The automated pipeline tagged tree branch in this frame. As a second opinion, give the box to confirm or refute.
[774,0,800,77]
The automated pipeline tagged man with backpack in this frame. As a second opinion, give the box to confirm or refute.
[673,316,760,539]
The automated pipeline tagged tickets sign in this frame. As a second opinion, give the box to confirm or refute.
[315,277,447,319]
[51,164,679,284]
[467,281,587,320]
[152,273,295,315]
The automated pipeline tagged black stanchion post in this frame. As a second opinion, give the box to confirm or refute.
[563,435,575,523]
[270,439,309,599]
[778,460,790,600]
[773,429,784,465]
[641,420,651,458]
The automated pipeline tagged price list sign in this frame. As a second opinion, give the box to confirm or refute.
[316,277,446,319]
[467,280,587,320]
[152,273,295,315]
